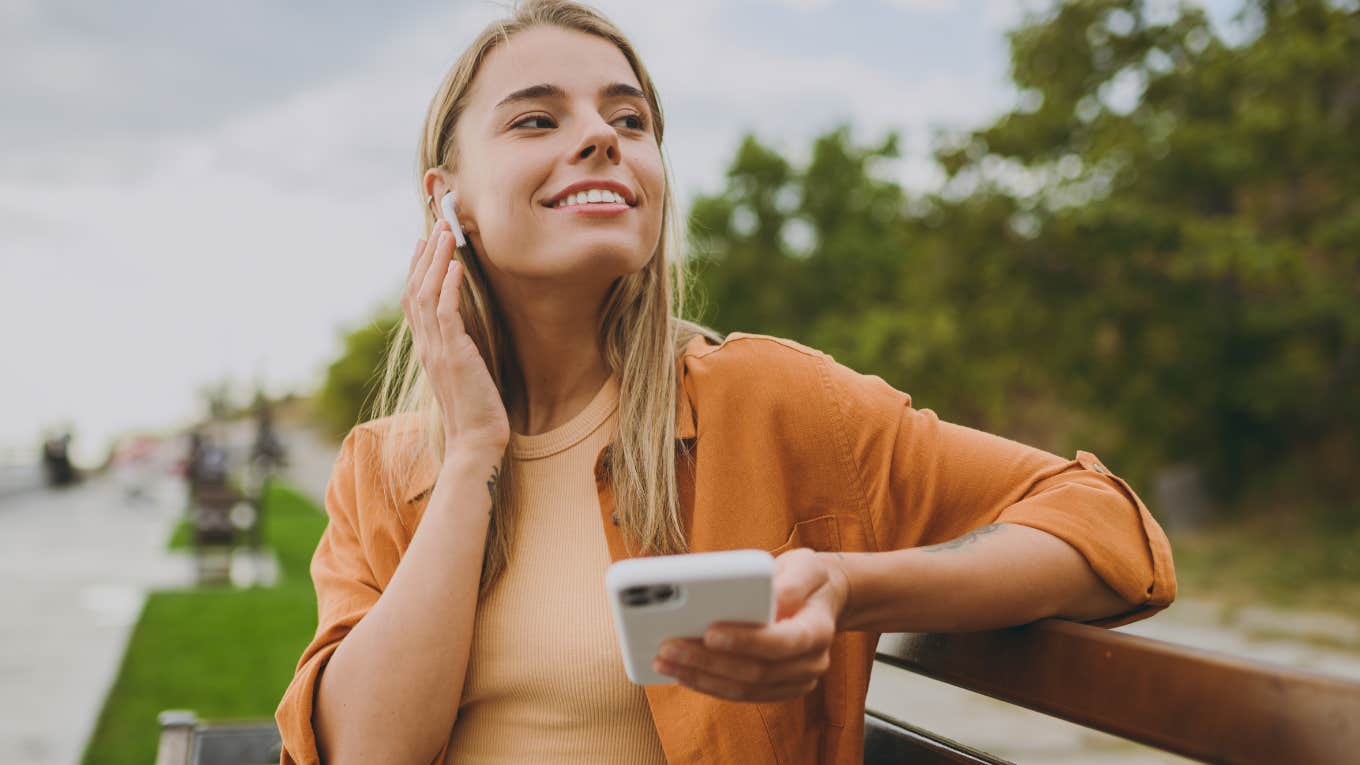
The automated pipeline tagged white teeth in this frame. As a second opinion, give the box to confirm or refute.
[555,189,627,207]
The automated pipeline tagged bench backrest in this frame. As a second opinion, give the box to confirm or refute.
[871,618,1360,764]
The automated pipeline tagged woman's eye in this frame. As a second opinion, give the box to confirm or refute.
[614,113,647,131]
[511,113,646,131]
[512,115,556,130]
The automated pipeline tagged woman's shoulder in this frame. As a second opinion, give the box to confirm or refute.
[331,413,438,506]
[680,331,830,377]
[352,411,425,445]
[679,330,911,432]
[679,331,841,430]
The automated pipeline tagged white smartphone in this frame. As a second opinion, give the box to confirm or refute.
[605,549,775,686]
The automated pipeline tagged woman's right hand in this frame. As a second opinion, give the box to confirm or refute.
[403,221,510,458]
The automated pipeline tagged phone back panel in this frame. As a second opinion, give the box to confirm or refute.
[605,549,775,685]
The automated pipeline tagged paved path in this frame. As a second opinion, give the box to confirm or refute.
[0,475,195,765]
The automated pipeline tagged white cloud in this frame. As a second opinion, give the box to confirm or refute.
[767,0,837,9]
[1,0,1014,460]
[885,0,961,12]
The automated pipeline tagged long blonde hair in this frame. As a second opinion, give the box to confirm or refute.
[369,0,722,595]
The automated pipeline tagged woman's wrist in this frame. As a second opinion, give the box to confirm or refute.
[816,550,903,633]
[443,442,505,470]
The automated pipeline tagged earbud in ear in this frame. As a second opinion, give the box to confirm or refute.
[439,191,467,248]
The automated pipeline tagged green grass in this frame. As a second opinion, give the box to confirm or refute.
[165,517,190,550]
[81,482,327,765]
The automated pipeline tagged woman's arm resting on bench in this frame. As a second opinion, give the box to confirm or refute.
[823,522,1134,634]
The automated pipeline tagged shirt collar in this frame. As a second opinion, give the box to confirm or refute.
[402,336,702,505]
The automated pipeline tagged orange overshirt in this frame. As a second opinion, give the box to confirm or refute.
[276,332,1177,764]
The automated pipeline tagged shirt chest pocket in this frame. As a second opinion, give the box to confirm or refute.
[767,514,841,556]
[761,513,847,731]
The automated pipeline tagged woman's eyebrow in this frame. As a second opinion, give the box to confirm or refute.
[494,82,647,110]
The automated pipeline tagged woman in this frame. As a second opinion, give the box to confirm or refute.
[275,2,1177,763]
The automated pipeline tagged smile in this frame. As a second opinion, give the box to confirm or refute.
[547,201,633,216]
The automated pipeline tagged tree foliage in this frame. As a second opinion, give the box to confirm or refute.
[690,0,1359,517]
[314,307,400,441]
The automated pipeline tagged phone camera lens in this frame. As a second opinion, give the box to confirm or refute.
[651,585,675,601]
[622,585,651,606]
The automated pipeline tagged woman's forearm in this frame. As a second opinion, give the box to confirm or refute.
[824,522,1134,634]
[313,449,500,765]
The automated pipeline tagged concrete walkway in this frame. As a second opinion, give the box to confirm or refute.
[0,424,335,765]
[0,476,195,765]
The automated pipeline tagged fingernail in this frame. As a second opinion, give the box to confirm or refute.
[437,231,450,247]
[707,631,732,650]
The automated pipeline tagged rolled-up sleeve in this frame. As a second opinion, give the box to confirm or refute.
[819,354,1176,629]
[275,428,384,764]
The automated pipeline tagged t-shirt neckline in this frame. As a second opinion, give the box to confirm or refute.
[508,373,620,460]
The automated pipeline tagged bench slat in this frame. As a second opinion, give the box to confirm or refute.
[876,619,1360,765]
[865,710,1016,764]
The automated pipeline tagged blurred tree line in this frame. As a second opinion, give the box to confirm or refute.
[318,0,1357,526]
[691,0,1357,524]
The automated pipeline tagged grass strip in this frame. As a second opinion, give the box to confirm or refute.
[81,481,327,765]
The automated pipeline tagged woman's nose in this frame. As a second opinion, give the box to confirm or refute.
[573,117,621,164]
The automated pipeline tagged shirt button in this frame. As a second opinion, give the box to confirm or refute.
[611,512,620,526]
[1092,463,1109,475]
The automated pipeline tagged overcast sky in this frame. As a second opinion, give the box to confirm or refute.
[0,0,1241,464]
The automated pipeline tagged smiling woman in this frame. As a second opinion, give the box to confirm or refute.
[273,1,1176,764]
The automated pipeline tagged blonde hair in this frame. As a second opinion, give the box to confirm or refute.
[369,0,722,595]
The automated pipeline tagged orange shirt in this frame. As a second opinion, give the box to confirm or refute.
[276,332,1177,765]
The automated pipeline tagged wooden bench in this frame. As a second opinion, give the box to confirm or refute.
[158,620,1360,764]
[865,618,1360,764]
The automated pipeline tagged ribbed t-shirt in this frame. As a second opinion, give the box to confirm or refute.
[441,372,667,764]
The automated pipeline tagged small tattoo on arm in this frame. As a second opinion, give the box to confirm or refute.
[921,523,1005,553]
[485,465,500,511]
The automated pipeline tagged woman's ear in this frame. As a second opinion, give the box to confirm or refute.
[424,168,477,234]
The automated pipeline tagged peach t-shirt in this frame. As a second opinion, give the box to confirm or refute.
[439,371,666,763]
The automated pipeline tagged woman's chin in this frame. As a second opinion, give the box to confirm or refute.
[500,245,648,280]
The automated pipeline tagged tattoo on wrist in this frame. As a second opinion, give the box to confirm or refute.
[921,523,1004,553]
[485,464,500,511]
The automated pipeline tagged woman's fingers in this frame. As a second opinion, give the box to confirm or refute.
[407,224,443,297]
[408,238,426,282]
[403,225,445,356]
[416,229,454,347]
[437,257,466,341]
[659,638,829,687]
[653,654,822,703]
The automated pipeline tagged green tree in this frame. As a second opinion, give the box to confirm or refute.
[315,307,401,441]
[690,0,1359,522]
[935,0,1359,509]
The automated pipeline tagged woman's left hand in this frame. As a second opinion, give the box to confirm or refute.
[652,548,850,703]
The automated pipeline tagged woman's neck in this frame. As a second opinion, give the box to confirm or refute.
[499,284,614,437]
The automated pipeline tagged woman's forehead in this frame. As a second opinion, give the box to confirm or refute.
[469,26,641,109]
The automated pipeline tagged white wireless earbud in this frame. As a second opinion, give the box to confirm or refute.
[439,191,467,248]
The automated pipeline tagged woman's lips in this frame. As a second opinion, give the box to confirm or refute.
[548,202,632,216]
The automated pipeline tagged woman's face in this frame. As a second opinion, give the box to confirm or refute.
[439,26,665,285]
